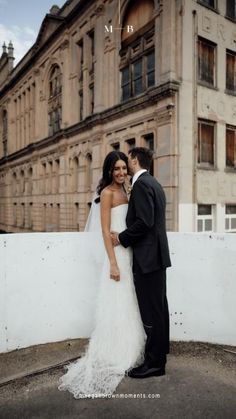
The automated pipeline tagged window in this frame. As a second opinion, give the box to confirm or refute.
[49,65,61,98]
[56,203,60,231]
[121,43,155,100]
[225,205,236,232]
[226,126,236,169]
[20,170,25,194]
[126,138,136,151]
[133,59,143,96]
[21,203,25,227]
[55,159,60,193]
[111,142,120,151]
[226,50,236,93]
[226,0,236,20]
[197,204,214,232]
[90,84,94,115]
[13,203,17,226]
[198,0,216,8]
[78,39,84,120]
[120,0,155,102]
[72,157,79,192]
[79,90,83,121]
[121,67,130,101]
[88,30,95,73]
[198,37,216,87]
[73,202,79,231]
[86,153,92,190]
[2,110,7,157]
[143,133,154,175]
[146,50,155,88]
[78,39,84,82]
[29,203,33,229]
[198,120,215,167]
[48,65,62,136]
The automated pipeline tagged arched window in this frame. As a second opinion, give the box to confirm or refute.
[12,172,17,196]
[86,153,92,190]
[48,65,62,136]
[20,169,25,195]
[28,167,33,195]
[72,156,79,192]
[120,0,155,101]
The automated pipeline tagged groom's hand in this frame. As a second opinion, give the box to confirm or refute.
[110,231,120,247]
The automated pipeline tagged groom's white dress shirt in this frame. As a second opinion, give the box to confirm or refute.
[131,169,147,186]
[116,169,147,244]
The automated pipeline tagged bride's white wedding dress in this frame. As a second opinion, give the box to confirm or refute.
[58,203,146,398]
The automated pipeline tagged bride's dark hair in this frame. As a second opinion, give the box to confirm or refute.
[95,151,129,203]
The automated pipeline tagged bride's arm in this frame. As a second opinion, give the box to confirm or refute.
[100,188,120,281]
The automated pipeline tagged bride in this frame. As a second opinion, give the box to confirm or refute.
[58,151,146,398]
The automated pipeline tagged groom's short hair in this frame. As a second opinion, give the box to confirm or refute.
[128,147,154,170]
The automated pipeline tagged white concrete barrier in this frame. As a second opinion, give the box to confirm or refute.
[0,232,235,353]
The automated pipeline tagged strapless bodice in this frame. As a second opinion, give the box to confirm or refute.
[110,204,128,233]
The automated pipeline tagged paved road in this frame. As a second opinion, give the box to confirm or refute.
[0,350,235,419]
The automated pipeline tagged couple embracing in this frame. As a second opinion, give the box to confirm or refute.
[58,147,171,398]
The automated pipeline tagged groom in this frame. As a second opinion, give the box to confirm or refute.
[111,147,171,378]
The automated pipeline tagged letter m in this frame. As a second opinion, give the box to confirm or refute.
[105,25,113,33]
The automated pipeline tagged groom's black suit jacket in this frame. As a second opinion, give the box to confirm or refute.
[119,172,171,274]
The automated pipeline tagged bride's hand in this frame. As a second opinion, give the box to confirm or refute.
[110,262,120,281]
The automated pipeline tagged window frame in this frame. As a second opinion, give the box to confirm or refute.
[226,0,236,21]
[226,49,236,94]
[198,37,217,88]
[48,65,62,136]
[197,0,218,12]
[197,204,214,232]
[197,119,216,169]
[225,204,236,232]
[226,125,236,170]
[120,23,155,102]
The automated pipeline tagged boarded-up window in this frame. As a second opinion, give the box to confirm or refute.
[198,37,216,86]
[226,126,236,168]
[198,120,215,166]
[226,0,236,20]
[226,50,236,92]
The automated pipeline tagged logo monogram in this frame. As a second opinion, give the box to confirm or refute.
[104,0,134,34]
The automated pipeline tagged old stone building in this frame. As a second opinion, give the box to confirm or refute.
[0,0,236,233]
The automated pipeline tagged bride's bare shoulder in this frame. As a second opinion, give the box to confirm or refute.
[100,187,113,203]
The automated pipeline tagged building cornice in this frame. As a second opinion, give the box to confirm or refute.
[0,81,180,167]
[0,0,94,98]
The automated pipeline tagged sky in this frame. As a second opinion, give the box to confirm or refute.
[0,0,66,64]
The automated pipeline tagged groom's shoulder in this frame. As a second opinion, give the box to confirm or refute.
[139,173,163,190]
[138,172,156,185]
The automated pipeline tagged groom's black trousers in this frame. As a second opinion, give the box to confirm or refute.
[133,255,170,367]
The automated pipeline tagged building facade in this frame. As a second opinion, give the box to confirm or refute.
[0,0,236,233]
